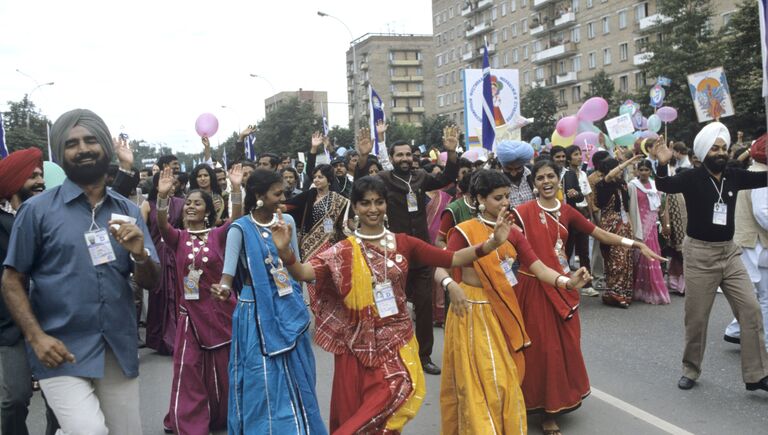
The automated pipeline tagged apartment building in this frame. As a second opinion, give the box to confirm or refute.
[346,33,436,127]
[265,89,329,118]
[432,0,738,130]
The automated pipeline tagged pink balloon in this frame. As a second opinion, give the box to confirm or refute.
[195,113,219,138]
[556,116,579,137]
[577,97,609,122]
[656,106,678,123]
[574,131,599,148]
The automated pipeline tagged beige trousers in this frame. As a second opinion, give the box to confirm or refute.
[682,237,768,383]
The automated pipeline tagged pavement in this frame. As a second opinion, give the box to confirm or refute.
[25,291,768,434]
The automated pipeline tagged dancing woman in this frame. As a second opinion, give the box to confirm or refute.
[156,165,243,434]
[512,160,664,435]
[270,176,513,434]
[436,169,592,435]
[213,169,326,434]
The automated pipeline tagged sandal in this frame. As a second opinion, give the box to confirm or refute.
[542,430,562,435]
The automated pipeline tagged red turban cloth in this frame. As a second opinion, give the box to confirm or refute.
[0,147,43,199]
[751,133,767,164]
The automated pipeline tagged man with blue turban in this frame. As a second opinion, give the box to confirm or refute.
[496,140,535,208]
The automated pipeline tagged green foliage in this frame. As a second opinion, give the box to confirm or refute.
[420,115,454,148]
[640,0,725,143]
[386,119,422,145]
[328,126,354,149]
[521,86,557,141]
[2,96,50,158]
[253,98,322,157]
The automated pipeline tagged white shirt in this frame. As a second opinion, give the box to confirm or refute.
[575,169,591,208]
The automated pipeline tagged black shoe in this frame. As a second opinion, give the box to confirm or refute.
[723,334,741,344]
[421,358,441,375]
[677,376,695,390]
[746,376,768,392]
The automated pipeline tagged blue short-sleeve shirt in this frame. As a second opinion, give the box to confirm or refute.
[3,178,158,380]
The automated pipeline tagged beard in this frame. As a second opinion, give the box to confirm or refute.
[63,152,110,184]
[505,171,523,183]
[703,154,728,173]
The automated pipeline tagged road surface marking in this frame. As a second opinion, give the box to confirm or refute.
[591,387,695,435]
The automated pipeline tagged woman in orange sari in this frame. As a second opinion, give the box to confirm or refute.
[435,170,592,435]
[269,176,515,435]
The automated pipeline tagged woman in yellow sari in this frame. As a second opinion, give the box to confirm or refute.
[435,170,591,435]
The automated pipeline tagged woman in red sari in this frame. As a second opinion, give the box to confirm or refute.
[269,176,515,435]
[512,160,664,435]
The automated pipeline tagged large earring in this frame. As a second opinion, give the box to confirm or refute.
[256,199,264,209]
[383,215,389,228]
[533,187,539,196]
[353,215,360,229]
[204,215,210,227]
[478,203,486,213]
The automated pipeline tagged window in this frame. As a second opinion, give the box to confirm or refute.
[619,75,629,92]
[416,98,423,107]
[523,45,529,60]
[572,0,580,11]
[503,28,508,41]
[449,7,454,18]
[522,18,528,33]
[416,67,423,76]
[602,16,610,34]
[558,60,567,74]
[587,22,595,39]
[635,2,648,22]
[572,86,581,103]
[437,55,442,67]
[535,67,544,80]
[512,23,518,37]
[511,0,517,11]
[501,2,507,16]
[451,70,456,84]
[460,90,464,102]
[588,52,596,69]
[572,55,582,72]
[437,75,442,88]
[603,48,612,65]
[533,40,542,53]
[618,10,627,29]
[503,51,509,66]
[635,71,647,89]
[522,0,527,7]
[572,26,581,43]
[492,7,498,20]
[524,71,530,85]
[453,92,458,104]
[619,42,628,61]
[587,0,593,8]
[437,95,443,107]
[492,55,499,68]
[723,12,734,27]
[512,48,519,63]
[559,89,566,105]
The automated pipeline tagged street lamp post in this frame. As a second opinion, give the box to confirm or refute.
[317,11,358,131]
[16,69,55,159]
[249,74,278,116]
[220,105,241,135]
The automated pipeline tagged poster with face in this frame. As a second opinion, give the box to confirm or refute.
[687,67,735,123]
[462,69,521,150]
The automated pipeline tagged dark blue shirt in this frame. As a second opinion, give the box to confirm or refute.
[3,179,158,379]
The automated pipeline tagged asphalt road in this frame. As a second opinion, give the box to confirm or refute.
[25,292,768,434]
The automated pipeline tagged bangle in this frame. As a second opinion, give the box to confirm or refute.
[157,196,170,211]
[555,274,569,289]
[620,237,634,248]
[282,251,297,266]
[130,248,150,264]
[440,276,454,291]
[220,284,231,290]
[230,192,242,205]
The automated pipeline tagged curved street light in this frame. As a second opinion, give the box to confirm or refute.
[317,11,358,130]
[249,74,279,114]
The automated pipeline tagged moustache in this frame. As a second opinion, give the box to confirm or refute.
[74,153,100,163]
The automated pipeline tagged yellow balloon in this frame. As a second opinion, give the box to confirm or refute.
[551,131,575,147]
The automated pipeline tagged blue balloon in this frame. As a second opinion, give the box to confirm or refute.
[336,147,347,157]
[530,136,542,146]
[43,161,66,188]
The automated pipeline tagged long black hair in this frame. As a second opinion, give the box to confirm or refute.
[189,164,222,195]
[244,169,283,212]
[184,189,217,228]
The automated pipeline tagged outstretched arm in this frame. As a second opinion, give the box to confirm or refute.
[272,210,316,282]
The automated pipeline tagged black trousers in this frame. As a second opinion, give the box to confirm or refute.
[405,265,434,361]
[565,208,592,283]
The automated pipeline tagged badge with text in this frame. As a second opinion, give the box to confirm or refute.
[500,259,518,287]
[183,269,201,300]
[713,202,727,226]
[272,267,294,296]
[84,229,116,266]
[323,217,334,234]
[374,281,399,318]
[406,192,418,212]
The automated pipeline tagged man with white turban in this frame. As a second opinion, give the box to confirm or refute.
[651,122,768,393]
[496,140,535,208]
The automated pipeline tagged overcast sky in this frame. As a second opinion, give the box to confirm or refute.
[0,0,433,153]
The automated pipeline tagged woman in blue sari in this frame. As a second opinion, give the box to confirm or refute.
[212,169,326,434]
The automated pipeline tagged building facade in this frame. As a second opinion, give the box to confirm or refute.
[432,0,737,131]
[265,89,329,118]
[346,33,436,127]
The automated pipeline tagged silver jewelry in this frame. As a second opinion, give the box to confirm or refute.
[383,214,389,228]
[536,199,561,213]
[353,215,360,229]
[250,212,278,228]
[230,192,242,205]
[354,228,388,240]
[478,214,496,227]
[478,203,486,212]
[462,197,476,210]
[255,199,264,209]
[130,248,151,264]
[156,196,170,211]
[620,237,635,248]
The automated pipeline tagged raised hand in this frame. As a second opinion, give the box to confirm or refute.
[113,136,134,170]
[375,120,388,138]
[157,167,175,197]
[568,267,592,290]
[357,127,373,156]
[442,125,460,152]
[228,164,243,189]
[652,135,672,165]
[271,210,293,254]
[311,131,324,151]
[238,126,255,141]
[492,209,512,246]
[202,137,211,147]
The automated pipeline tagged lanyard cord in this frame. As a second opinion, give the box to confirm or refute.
[710,177,725,204]
[391,173,413,192]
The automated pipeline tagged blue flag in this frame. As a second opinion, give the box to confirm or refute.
[0,116,7,159]
[760,0,768,97]
[320,102,331,160]
[369,85,385,155]
[481,44,496,152]
[244,132,256,161]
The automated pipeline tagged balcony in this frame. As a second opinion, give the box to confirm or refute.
[552,12,576,30]
[390,75,424,82]
[638,14,671,32]
[533,0,556,10]
[532,42,577,63]
[462,0,494,16]
[555,71,578,85]
[531,79,547,88]
[391,106,425,114]
[465,21,492,38]
[392,91,423,98]
[633,52,654,65]
[530,24,545,36]
[360,62,369,70]
[390,59,421,66]
[462,50,474,61]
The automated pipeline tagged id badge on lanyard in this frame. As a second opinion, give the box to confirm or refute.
[500,259,518,287]
[272,267,294,297]
[374,281,399,318]
[406,191,418,212]
[183,269,201,300]
[323,217,334,234]
[713,202,727,226]
[84,228,116,266]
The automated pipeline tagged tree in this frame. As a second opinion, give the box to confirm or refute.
[420,115,454,149]
[584,70,617,109]
[328,126,354,150]
[385,119,422,145]
[640,0,724,143]
[2,96,50,158]
[521,86,557,141]
[718,1,766,139]
[253,98,322,157]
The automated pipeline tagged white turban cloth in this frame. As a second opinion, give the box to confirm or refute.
[693,122,730,162]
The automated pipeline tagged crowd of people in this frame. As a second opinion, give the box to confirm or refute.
[0,107,767,435]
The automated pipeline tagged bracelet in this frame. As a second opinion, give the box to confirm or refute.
[555,274,569,290]
[620,237,634,248]
[440,276,454,291]
[220,284,231,290]
[157,196,170,211]
[130,248,150,264]
[230,192,242,205]
[283,251,297,266]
